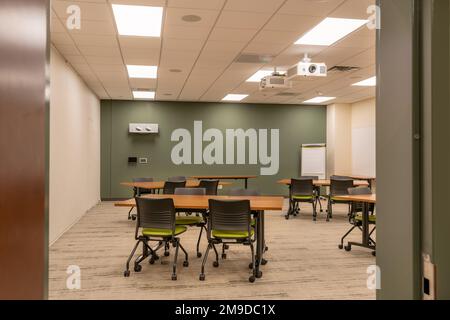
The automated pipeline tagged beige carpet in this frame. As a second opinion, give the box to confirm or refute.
[49,200,376,300]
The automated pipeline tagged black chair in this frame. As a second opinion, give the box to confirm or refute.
[168,176,186,182]
[200,199,257,283]
[286,178,317,220]
[128,177,154,220]
[301,175,323,213]
[339,187,376,251]
[124,197,189,280]
[198,179,219,195]
[327,178,354,221]
[174,187,207,258]
[330,175,353,180]
[163,180,186,194]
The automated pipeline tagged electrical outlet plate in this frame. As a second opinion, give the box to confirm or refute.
[129,123,159,134]
[139,157,148,164]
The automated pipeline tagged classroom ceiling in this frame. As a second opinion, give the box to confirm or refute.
[50,0,376,104]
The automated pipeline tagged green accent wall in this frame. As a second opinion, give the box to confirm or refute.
[101,100,326,199]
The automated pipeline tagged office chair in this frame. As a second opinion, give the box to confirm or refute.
[199,199,257,283]
[167,176,186,182]
[174,187,207,258]
[198,179,219,195]
[163,180,186,194]
[127,177,154,220]
[124,197,189,280]
[338,187,376,251]
[286,178,317,220]
[301,176,323,213]
[327,178,354,221]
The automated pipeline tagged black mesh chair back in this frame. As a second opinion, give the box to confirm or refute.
[198,179,219,195]
[290,178,314,197]
[330,179,354,196]
[163,180,186,194]
[228,188,260,196]
[168,176,186,182]
[135,197,175,232]
[132,177,153,195]
[301,176,319,180]
[174,188,206,195]
[208,199,251,234]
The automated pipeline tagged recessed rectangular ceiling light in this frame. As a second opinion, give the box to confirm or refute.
[127,65,158,79]
[133,91,155,99]
[112,4,163,37]
[352,76,376,87]
[246,70,285,83]
[303,96,336,104]
[295,17,368,46]
[222,94,249,102]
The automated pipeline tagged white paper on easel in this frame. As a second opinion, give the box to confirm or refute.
[301,144,326,179]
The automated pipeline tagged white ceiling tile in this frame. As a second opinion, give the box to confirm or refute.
[163,24,211,40]
[50,17,67,33]
[53,43,81,55]
[168,0,225,10]
[216,11,271,29]
[51,32,74,45]
[224,0,284,13]
[278,0,346,16]
[77,45,121,57]
[265,14,322,32]
[329,0,376,19]
[244,42,286,56]
[71,34,118,46]
[166,7,220,28]
[66,20,116,35]
[85,55,123,65]
[163,38,204,52]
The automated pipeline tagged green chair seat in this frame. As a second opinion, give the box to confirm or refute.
[212,229,254,239]
[354,214,376,223]
[175,215,204,225]
[142,226,187,237]
[292,195,313,200]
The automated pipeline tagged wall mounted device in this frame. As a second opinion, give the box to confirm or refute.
[128,157,138,164]
[129,123,159,134]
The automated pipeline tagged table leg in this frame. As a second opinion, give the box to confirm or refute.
[362,202,370,246]
[254,211,264,278]
[244,178,248,189]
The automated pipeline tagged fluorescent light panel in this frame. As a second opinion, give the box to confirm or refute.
[303,96,335,104]
[222,94,248,102]
[127,65,157,78]
[295,17,368,46]
[352,76,376,87]
[246,70,285,83]
[133,91,155,99]
[112,4,163,37]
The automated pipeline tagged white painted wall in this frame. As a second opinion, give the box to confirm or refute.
[49,47,100,244]
[326,98,376,177]
[351,98,376,176]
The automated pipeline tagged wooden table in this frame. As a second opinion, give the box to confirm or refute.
[121,180,233,193]
[344,175,376,189]
[333,194,376,253]
[190,175,258,189]
[276,179,369,187]
[115,194,284,279]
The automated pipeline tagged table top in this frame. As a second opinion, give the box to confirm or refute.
[121,180,233,189]
[114,194,285,211]
[345,175,376,181]
[190,175,258,180]
[332,194,376,203]
[277,179,369,187]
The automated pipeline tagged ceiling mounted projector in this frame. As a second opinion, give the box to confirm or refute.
[287,54,327,80]
[259,69,292,91]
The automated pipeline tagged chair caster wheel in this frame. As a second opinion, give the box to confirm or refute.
[222,253,227,259]
[338,244,343,249]
[164,251,170,257]
[265,246,268,251]
[199,274,205,281]
[149,258,155,265]
[249,276,255,283]
[344,245,351,252]
[197,252,202,258]
[183,261,189,267]
[131,215,136,221]
[224,245,229,250]
[213,261,219,268]
[261,259,267,266]
[372,251,376,257]
[134,264,142,272]
[248,263,254,269]
[124,270,130,277]
[255,271,263,278]
[285,215,289,220]
[172,274,177,281]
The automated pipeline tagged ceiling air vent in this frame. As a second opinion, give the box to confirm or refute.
[328,65,360,73]
[235,53,274,64]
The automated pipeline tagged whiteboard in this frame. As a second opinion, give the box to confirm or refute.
[301,144,326,179]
